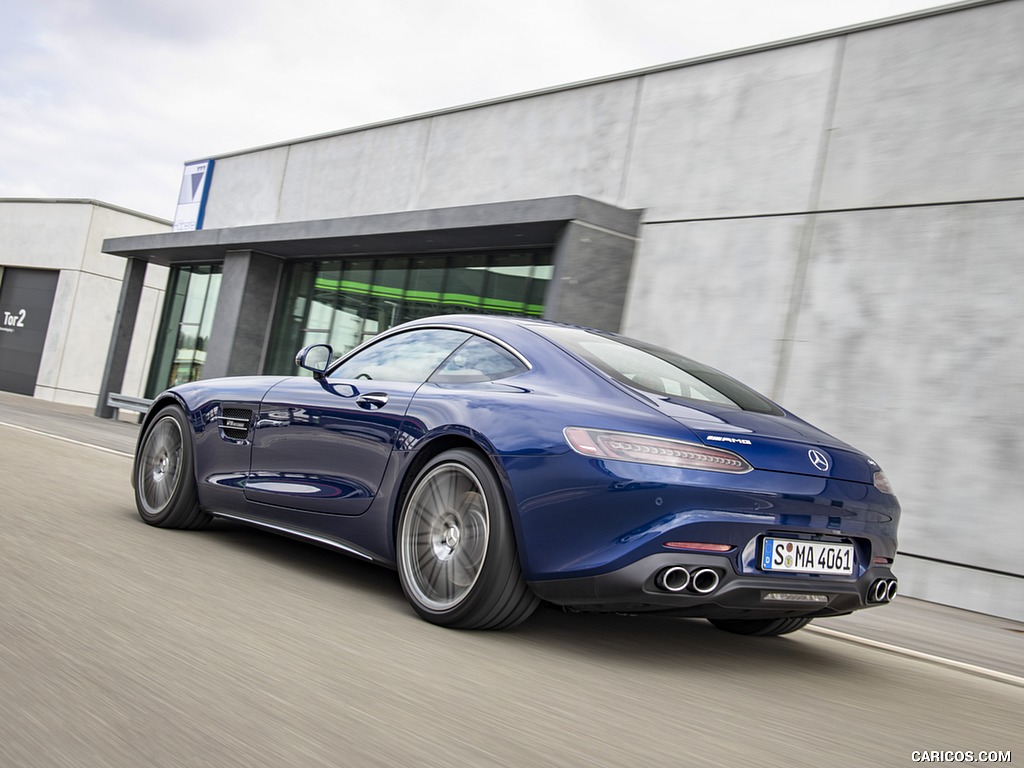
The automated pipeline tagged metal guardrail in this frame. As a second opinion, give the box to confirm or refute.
[105,393,153,415]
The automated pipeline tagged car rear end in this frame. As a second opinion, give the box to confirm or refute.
[513,322,900,621]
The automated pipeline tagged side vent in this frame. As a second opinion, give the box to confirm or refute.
[218,407,254,441]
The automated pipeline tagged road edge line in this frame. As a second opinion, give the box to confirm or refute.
[807,625,1024,688]
[0,421,133,459]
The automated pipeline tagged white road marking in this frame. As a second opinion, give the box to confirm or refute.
[808,625,1024,688]
[0,421,134,458]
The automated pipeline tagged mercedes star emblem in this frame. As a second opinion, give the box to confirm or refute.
[808,449,830,472]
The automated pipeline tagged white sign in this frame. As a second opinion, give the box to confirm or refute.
[1,308,26,333]
[172,159,215,232]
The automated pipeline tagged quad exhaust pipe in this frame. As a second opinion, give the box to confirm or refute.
[690,568,721,595]
[655,566,691,592]
[869,578,899,603]
[657,568,896,604]
[655,566,721,595]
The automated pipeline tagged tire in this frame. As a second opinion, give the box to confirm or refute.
[396,449,539,629]
[707,617,812,637]
[134,405,211,530]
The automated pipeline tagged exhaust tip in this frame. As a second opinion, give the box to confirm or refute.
[869,579,898,603]
[886,579,899,602]
[871,579,888,603]
[656,566,691,593]
[689,568,721,595]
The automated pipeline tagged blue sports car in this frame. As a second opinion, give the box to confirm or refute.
[133,314,900,635]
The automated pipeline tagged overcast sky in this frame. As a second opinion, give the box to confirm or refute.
[2,0,946,220]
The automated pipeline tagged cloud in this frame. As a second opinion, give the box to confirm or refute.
[0,0,938,218]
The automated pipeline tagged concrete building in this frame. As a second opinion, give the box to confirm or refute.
[0,199,169,407]
[101,0,1023,619]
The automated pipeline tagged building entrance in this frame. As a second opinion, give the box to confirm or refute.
[0,267,60,395]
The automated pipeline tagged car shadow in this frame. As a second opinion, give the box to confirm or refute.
[191,518,866,677]
[511,606,863,676]
[202,517,402,595]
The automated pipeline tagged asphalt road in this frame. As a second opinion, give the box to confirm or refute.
[1,419,1021,768]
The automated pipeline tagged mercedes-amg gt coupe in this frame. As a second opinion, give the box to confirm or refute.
[132,314,900,635]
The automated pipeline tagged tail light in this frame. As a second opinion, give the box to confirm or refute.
[873,470,895,494]
[564,427,753,474]
[665,542,734,552]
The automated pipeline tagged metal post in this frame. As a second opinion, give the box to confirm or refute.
[95,257,147,418]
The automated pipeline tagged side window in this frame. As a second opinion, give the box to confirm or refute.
[430,336,528,384]
[330,328,469,383]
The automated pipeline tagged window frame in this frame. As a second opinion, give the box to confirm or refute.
[327,327,472,384]
[429,335,530,384]
[528,324,782,416]
[325,324,532,386]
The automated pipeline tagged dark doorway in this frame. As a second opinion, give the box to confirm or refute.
[0,268,60,395]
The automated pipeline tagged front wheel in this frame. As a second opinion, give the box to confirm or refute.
[707,616,812,637]
[134,404,211,530]
[396,449,538,629]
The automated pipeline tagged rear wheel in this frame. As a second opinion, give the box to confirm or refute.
[134,405,211,530]
[708,617,812,637]
[396,449,538,629]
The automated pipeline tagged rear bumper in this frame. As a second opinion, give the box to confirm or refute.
[527,552,898,619]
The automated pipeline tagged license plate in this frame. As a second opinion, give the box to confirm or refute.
[761,538,854,575]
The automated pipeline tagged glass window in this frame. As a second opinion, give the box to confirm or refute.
[532,325,781,415]
[180,271,210,325]
[197,271,221,345]
[528,264,554,308]
[443,255,486,313]
[430,336,528,383]
[328,258,375,351]
[477,252,550,316]
[306,259,341,341]
[146,264,222,396]
[330,328,470,383]
[264,249,554,375]
[263,262,315,376]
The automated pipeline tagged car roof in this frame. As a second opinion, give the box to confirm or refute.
[399,313,603,336]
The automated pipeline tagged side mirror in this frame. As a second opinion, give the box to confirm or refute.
[295,344,333,380]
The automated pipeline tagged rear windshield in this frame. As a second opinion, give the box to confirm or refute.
[532,325,781,415]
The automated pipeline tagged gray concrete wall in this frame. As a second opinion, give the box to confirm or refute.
[779,202,1024,619]
[202,250,283,379]
[194,0,1023,618]
[0,201,170,407]
[622,1,1024,620]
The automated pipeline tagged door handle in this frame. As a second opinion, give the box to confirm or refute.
[356,392,389,409]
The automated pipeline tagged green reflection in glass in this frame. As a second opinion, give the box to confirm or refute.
[265,249,553,375]
[146,264,222,396]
